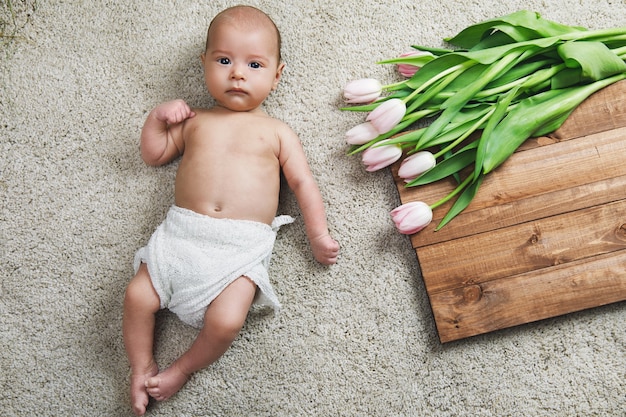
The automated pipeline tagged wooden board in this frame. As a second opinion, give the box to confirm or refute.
[392,80,626,343]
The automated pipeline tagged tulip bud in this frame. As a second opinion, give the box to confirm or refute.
[390,201,433,234]
[345,122,379,145]
[366,98,406,134]
[343,78,383,104]
[361,139,402,172]
[396,51,434,78]
[397,151,436,182]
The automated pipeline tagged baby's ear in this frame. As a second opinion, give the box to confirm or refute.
[273,62,285,90]
[200,53,207,67]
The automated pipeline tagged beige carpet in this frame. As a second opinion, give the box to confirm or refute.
[1,1,625,416]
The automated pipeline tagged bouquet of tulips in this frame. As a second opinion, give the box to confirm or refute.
[342,10,626,234]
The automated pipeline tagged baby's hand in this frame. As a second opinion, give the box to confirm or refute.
[311,234,340,265]
[154,99,196,125]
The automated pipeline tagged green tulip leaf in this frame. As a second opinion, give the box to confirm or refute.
[445,10,585,49]
[409,45,455,57]
[435,174,484,231]
[558,41,626,81]
[475,84,521,181]
[483,57,555,90]
[551,67,582,89]
[407,145,477,186]
[378,54,436,67]
[405,54,474,90]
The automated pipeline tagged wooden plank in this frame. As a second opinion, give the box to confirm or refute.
[418,199,626,293]
[429,250,626,343]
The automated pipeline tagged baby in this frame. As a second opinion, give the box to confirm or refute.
[122,6,340,416]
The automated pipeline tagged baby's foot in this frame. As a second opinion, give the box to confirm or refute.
[130,362,159,416]
[145,364,190,402]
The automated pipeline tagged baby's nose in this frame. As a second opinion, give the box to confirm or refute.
[230,65,245,79]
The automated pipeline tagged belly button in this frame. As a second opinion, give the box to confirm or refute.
[214,205,222,212]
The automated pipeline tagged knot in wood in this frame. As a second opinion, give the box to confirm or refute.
[462,285,483,304]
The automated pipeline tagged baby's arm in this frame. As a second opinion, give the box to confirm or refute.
[140,100,196,166]
[279,127,339,265]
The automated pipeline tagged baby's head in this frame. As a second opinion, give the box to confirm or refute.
[201,6,284,112]
[206,6,282,62]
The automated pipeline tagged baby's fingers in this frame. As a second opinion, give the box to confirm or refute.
[155,99,195,124]
[169,103,194,124]
[316,239,340,265]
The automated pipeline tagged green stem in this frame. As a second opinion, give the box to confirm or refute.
[520,62,567,89]
[382,80,410,91]
[432,62,558,102]
[402,61,474,104]
[612,45,626,58]
[563,29,626,43]
[381,108,439,140]
[430,172,475,209]
[432,106,496,159]
[405,66,467,114]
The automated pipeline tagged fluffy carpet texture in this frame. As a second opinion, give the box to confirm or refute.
[1,1,625,416]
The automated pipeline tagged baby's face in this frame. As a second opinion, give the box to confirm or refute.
[202,21,284,112]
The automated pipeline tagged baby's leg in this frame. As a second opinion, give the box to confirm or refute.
[145,276,257,402]
[123,263,161,416]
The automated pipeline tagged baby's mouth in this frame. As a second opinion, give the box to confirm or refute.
[228,87,247,94]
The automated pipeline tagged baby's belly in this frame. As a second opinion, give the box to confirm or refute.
[174,162,280,225]
[174,195,278,225]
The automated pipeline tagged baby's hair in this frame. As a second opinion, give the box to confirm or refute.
[205,5,282,62]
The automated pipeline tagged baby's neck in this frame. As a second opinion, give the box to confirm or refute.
[213,103,266,115]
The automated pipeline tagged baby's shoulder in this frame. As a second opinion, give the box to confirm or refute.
[239,111,298,141]
[264,116,297,140]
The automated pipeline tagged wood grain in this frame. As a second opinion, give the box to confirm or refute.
[429,250,626,343]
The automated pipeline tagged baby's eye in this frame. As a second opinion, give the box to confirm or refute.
[249,62,262,69]
[218,58,231,65]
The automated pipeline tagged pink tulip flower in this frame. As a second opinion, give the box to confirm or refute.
[343,78,383,104]
[345,122,380,145]
[366,98,406,134]
[397,151,436,182]
[390,201,433,234]
[361,139,402,172]
[396,51,434,78]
